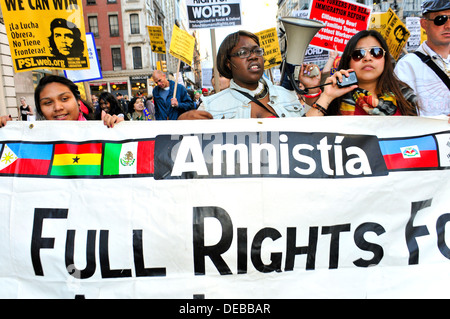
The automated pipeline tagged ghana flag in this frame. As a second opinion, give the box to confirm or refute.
[51,143,102,176]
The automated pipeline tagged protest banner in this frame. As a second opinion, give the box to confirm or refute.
[64,33,102,83]
[186,0,242,29]
[0,117,449,299]
[0,0,89,72]
[148,26,166,55]
[309,0,372,53]
[369,8,410,60]
[255,28,282,70]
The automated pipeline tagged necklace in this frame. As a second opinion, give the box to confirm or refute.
[252,81,269,100]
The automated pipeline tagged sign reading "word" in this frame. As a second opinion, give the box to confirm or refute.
[186,0,242,29]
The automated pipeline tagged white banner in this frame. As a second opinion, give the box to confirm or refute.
[0,117,450,299]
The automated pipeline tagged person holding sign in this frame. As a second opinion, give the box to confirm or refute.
[310,30,419,117]
[394,0,450,117]
[151,70,194,120]
[179,30,337,120]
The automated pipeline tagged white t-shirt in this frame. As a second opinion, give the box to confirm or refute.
[394,41,450,116]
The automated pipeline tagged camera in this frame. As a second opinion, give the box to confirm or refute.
[337,71,358,88]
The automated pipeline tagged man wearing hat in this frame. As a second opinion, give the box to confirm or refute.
[394,0,450,117]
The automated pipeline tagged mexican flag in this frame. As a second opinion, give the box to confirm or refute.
[103,141,154,176]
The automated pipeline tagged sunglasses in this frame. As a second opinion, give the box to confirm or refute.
[424,15,449,26]
[351,47,386,62]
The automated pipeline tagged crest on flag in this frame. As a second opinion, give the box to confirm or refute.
[120,151,136,167]
[401,145,421,158]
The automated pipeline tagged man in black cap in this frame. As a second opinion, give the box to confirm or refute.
[394,0,450,117]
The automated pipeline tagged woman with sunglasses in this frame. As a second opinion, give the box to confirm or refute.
[394,0,450,117]
[311,30,419,116]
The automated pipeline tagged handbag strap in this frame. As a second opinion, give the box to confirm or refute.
[413,51,450,90]
[232,88,279,118]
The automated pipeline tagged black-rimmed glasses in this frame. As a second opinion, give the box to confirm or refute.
[230,48,264,59]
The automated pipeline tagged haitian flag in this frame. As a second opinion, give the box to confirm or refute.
[50,143,103,177]
[0,143,53,176]
[379,135,439,170]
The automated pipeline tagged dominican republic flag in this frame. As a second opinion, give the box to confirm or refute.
[379,135,439,170]
[103,141,154,176]
[0,143,53,176]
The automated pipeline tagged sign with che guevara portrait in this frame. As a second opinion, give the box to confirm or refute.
[0,0,89,72]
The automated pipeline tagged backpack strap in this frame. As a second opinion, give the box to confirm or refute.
[413,51,450,90]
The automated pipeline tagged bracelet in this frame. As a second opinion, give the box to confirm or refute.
[303,89,322,98]
[311,102,328,115]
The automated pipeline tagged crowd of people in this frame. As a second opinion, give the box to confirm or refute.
[0,0,448,129]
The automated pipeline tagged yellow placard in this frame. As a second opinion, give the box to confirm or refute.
[0,0,89,73]
[169,24,195,66]
[369,12,389,34]
[421,28,428,44]
[369,8,410,60]
[255,28,282,70]
[147,26,166,55]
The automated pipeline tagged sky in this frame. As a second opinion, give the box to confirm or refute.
[196,0,279,67]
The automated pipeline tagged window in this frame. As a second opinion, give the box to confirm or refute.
[87,0,96,4]
[109,15,119,37]
[111,48,122,70]
[133,47,142,69]
[130,14,140,34]
[97,48,102,69]
[88,16,99,37]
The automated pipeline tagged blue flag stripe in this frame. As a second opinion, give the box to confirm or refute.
[6,143,53,160]
[379,136,436,156]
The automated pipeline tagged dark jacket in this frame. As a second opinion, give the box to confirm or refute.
[153,80,194,120]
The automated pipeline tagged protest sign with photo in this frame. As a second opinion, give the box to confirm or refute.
[64,33,102,83]
[369,8,410,60]
[0,0,89,72]
[309,0,372,53]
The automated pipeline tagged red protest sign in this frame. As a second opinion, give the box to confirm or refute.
[309,0,372,53]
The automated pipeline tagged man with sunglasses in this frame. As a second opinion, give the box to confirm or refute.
[394,0,450,117]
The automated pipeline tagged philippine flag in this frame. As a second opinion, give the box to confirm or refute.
[0,143,53,175]
[379,136,439,170]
